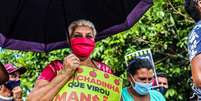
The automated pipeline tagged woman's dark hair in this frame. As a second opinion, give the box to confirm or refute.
[157,72,167,78]
[127,57,153,75]
[185,0,201,22]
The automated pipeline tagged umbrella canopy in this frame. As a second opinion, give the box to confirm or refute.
[0,0,152,52]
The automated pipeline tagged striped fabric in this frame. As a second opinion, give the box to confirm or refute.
[4,64,18,74]
[192,86,201,100]
[38,60,112,82]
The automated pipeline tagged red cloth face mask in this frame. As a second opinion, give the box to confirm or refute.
[70,38,95,58]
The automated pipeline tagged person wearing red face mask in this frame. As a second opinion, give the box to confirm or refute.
[27,19,112,101]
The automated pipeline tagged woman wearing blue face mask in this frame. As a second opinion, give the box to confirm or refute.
[121,58,166,101]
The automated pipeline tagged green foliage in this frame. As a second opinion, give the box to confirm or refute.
[0,48,70,97]
[0,0,194,100]
[93,0,193,100]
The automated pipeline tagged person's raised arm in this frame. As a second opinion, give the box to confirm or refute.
[27,54,80,101]
[191,54,201,87]
[188,23,201,88]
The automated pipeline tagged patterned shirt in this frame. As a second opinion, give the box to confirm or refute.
[188,20,201,61]
[38,60,112,82]
[188,20,201,100]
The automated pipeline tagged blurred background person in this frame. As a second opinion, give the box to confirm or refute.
[0,63,26,101]
[155,72,168,95]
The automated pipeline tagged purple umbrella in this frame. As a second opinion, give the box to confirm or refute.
[0,0,152,52]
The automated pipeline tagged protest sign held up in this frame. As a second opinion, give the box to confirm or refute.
[54,65,123,101]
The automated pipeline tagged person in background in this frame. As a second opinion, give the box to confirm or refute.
[155,72,168,95]
[185,0,201,100]
[121,57,165,101]
[28,19,112,101]
[0,63,26,101]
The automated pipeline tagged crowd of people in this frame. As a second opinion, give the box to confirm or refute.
[1,0,201,100]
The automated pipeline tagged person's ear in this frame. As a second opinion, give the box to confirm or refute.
[128,76,131,82]
[128,75,136,86]
[128,74,133,82]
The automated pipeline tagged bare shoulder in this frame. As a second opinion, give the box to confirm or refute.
[192,54,201,65]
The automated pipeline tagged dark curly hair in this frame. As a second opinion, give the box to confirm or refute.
[157,72,167,78]
[127,57,153,75]
[185,0,201,22]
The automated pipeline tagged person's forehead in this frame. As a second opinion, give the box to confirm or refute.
[74,26,92,31]
[135,68,153,76]
[158,77,168,82]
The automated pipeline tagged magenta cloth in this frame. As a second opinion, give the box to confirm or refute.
[3,63,26,74]
[38,60,112,82]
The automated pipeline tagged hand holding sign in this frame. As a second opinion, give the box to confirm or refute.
[62,54,80,75]
[54,66,123,101]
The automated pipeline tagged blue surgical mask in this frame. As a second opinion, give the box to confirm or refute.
[129,74,152,95]
[5,80,20,90]
[132,81,152,95]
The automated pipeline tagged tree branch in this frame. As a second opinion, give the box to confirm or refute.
[167,0,194,23]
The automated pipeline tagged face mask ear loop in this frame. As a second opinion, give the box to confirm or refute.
[129,73,136,85]
[151,85,160,89]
